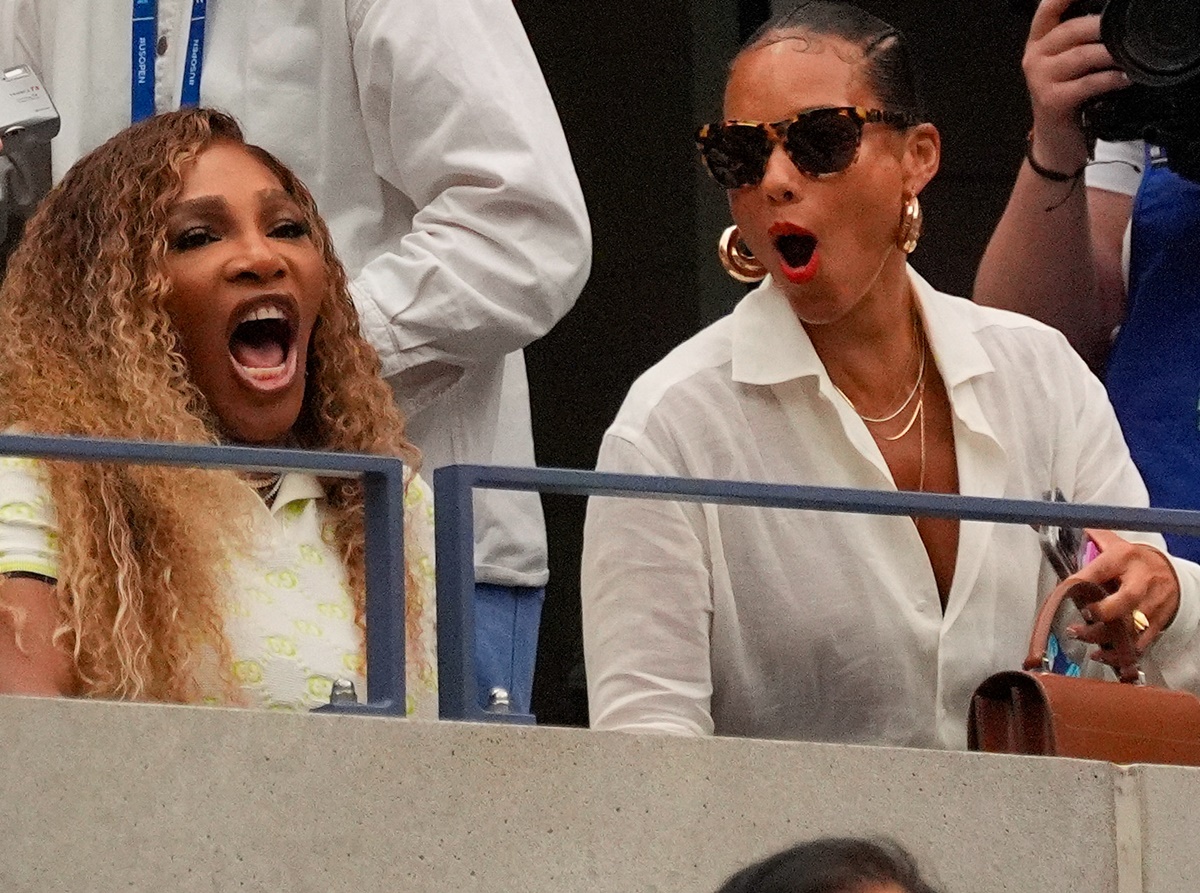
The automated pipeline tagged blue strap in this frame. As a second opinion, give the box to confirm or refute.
[131,0,207,123]
[131,0,157,123]
[180,0,207,109]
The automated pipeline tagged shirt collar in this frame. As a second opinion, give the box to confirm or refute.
[730,266,996,391]
[730,277,824,386]
[269,472,326,515]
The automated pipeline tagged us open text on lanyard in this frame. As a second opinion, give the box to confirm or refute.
[131,0,208,123]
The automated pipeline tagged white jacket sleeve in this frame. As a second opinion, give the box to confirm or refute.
[0,0,40,68]
[345,0,591,393]
[582,432,717,737]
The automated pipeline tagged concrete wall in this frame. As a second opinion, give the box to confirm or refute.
[0,697,1192,892]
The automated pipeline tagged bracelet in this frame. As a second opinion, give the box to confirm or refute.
[1024,131,1087,183]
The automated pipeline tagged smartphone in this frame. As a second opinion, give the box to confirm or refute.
[0,64,59,155]
[1039,522,1091,580]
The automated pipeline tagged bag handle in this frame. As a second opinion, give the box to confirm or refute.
[1023,578,1141,684]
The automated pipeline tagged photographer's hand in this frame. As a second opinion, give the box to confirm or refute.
[1025,0,1129,172]
[976,0,1134,367]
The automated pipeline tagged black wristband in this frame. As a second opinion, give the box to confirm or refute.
[1025,131,1087,183]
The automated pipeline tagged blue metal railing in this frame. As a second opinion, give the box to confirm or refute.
[0,433,408,715]
[433,463,1200,723]
[13,439,1200,725]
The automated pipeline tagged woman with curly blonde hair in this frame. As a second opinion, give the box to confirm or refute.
[0,108,436,714]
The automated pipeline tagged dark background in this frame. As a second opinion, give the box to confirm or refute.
[515,0,1038,726]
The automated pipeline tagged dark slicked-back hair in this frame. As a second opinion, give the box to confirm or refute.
[739,1,927,122]
[715,837,943,893]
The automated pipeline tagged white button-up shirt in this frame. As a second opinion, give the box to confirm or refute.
[582,269,1200,748]
[0,0,592,586]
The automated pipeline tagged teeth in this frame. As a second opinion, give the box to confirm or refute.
[242,364,288,379]
[237,305,287,326]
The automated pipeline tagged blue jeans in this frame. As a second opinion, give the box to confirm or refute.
[474,583,544,715]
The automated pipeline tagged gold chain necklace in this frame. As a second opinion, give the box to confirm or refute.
[833,313,925,425]
[834,321,927,428]
[917,382,926,492]
[875,373,927,491]
[833,321,930,492]
[873,378,924,442]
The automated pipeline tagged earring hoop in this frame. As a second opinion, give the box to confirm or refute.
[718,225,767,283]
[896,195,923,254]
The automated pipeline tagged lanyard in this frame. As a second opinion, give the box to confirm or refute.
[131,0,208,123]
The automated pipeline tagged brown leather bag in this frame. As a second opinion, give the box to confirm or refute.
[967,579,1200,766]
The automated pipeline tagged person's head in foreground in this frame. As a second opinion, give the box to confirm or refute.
[715,837,942,893]
[0,108,427,703]
[697,0,940,325]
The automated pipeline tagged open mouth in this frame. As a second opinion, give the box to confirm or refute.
[775,233,817,270]
[228,302,299,389]
[770,225,820,284]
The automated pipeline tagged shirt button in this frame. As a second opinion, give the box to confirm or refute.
[156,35,169,56]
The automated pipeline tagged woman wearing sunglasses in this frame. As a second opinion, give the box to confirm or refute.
[581,1,1200,745]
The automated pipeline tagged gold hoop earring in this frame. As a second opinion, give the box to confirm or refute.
[896,195,923,254]
[718,225,767,283]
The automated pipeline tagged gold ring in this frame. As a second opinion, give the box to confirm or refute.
[1132,609,1150,634]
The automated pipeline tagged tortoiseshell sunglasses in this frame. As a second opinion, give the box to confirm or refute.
[696,106,920,188]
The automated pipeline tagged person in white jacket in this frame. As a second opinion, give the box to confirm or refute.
[0,0,592,715]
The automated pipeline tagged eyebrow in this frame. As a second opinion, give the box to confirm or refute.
[168,188,300,218]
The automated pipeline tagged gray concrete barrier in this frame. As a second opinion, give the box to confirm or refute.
[3,697,1192,892]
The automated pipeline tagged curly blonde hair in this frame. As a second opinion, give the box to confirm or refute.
[0,108,426,703]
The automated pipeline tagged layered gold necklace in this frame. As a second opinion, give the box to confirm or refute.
[833,317,929,491]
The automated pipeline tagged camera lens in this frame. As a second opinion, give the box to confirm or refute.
[1104,0,1200,86]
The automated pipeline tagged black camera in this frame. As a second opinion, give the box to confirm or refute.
[1014,0,1200,182]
